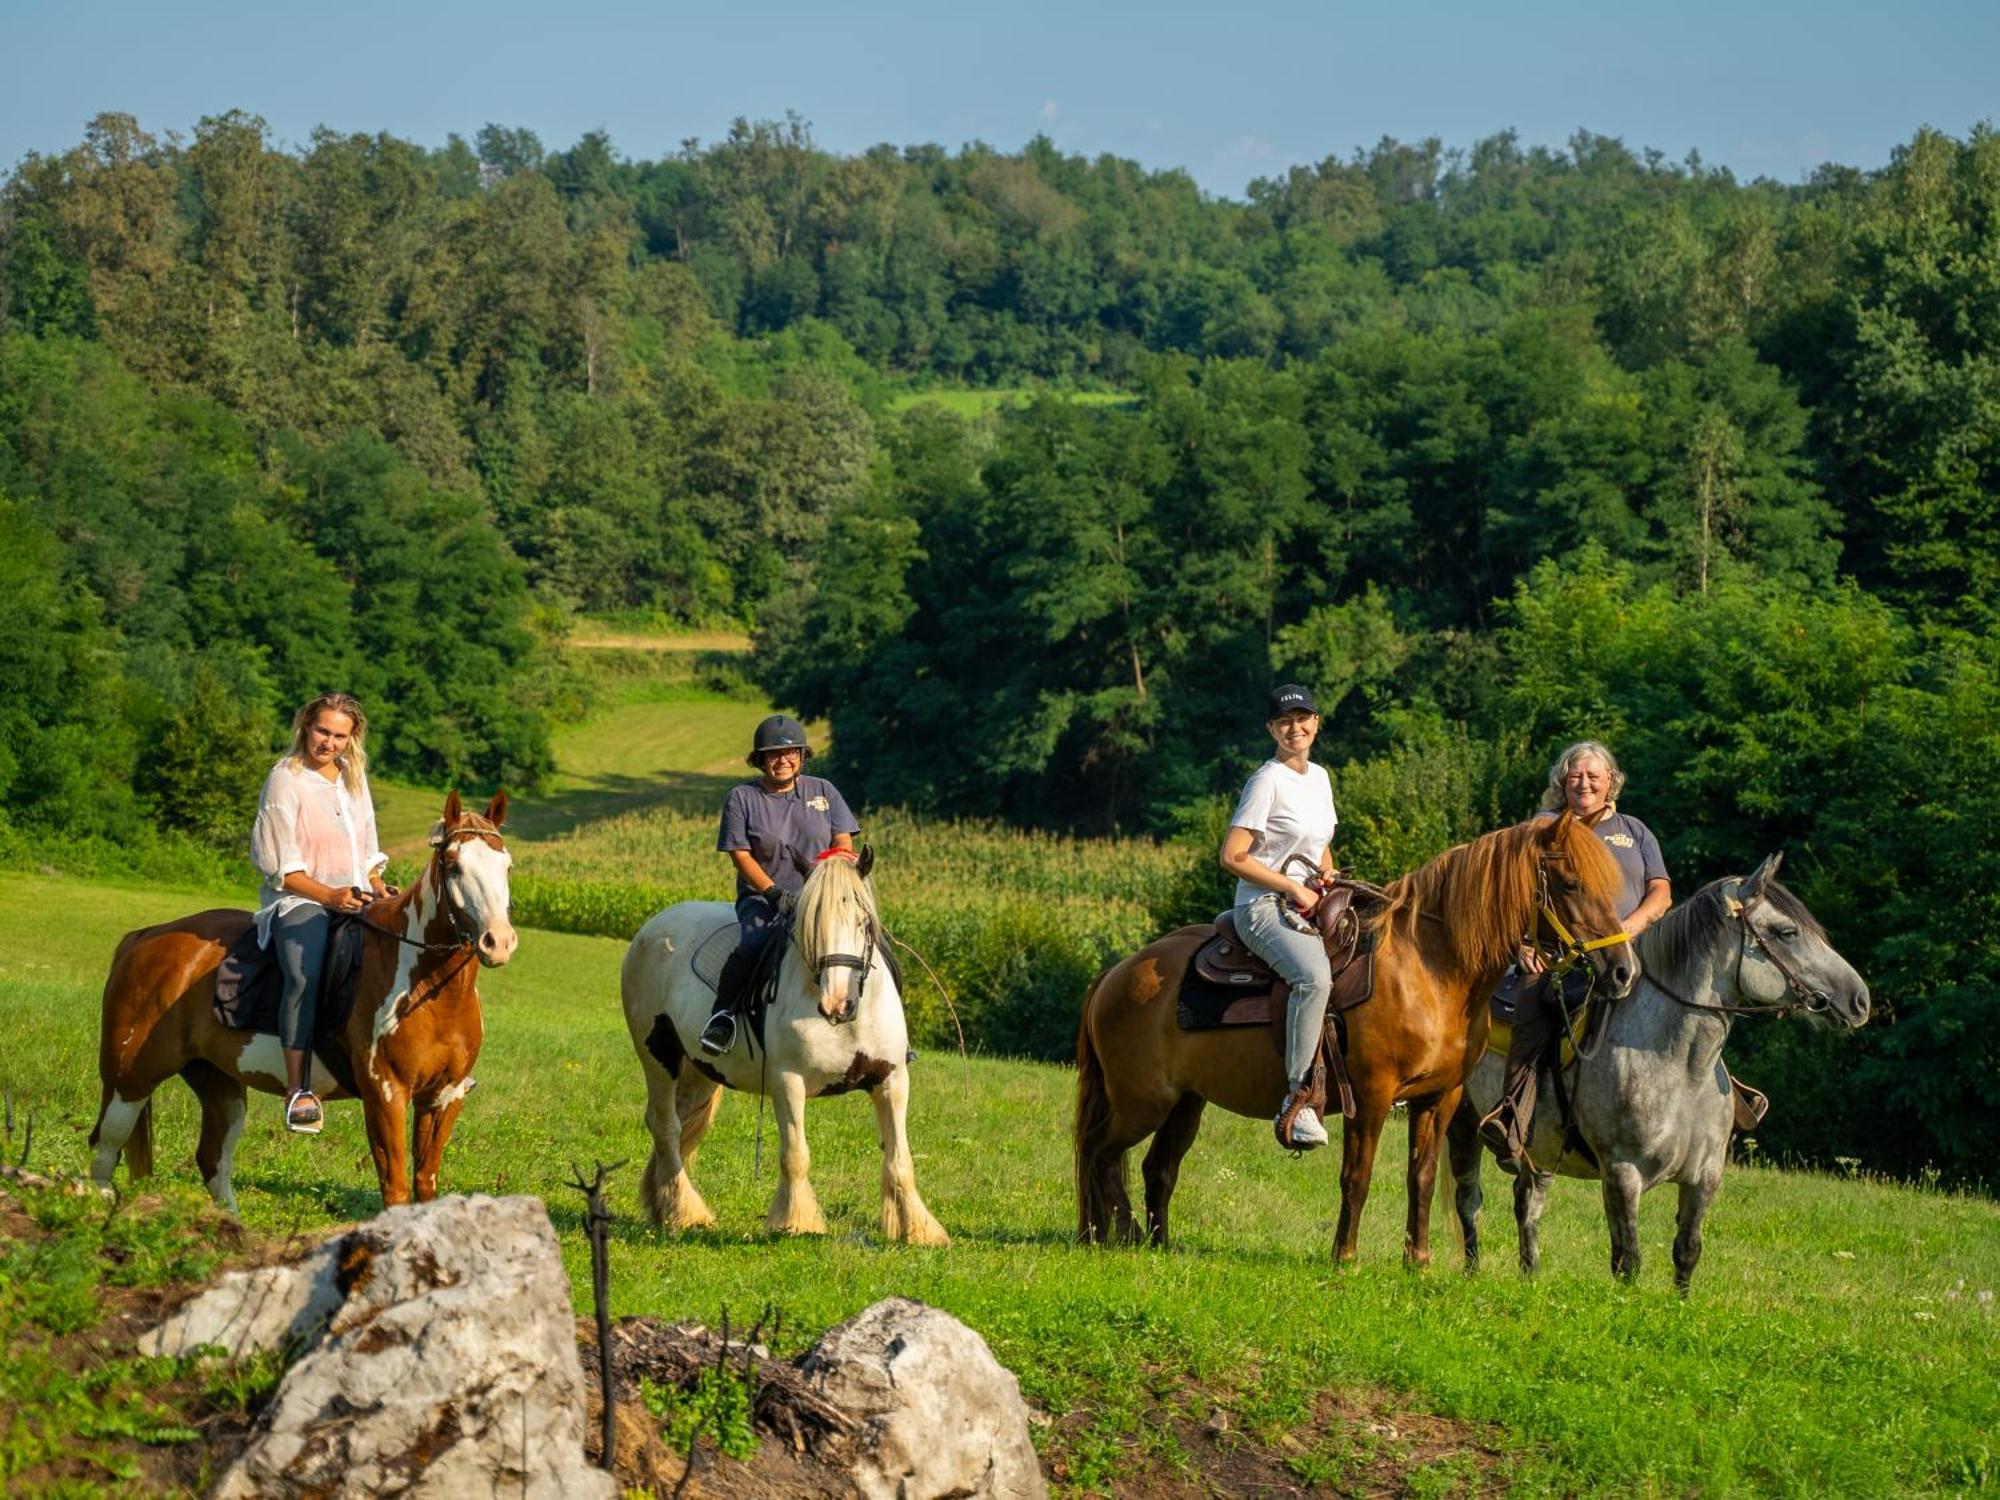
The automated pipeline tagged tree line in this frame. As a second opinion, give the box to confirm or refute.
[0,112,1994,1180]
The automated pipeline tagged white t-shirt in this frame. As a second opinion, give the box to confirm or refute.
[1228,759,1338,908]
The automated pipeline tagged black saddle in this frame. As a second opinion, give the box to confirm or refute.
[213,913,366,1092]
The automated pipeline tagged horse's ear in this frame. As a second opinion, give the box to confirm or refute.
[856,844,874,880]
[1742,852,1783,903]
[442,788,463,828]
[1540,809,1573,847]
[485,789,509,828]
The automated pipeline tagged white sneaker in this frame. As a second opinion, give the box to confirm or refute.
[1276,1098,1328,1150]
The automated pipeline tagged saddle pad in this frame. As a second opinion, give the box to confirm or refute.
[1485,1005,1591,1068]
[213,915,365,1087]
[688,918,738,994]
[1176,969,1283,1030]
[1176,952,1374,1032]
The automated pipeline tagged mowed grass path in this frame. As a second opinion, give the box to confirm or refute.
[4,873,1995,1495]
[377,698,767,852]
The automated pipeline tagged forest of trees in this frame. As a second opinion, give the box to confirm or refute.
[1,112,1994,1180]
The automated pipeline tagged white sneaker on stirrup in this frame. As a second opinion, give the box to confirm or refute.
[1275,1096,1328,1149]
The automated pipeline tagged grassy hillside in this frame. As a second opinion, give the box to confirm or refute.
[3,871,1994,1495]
[375,635,803,852]
[887,387,1138,419]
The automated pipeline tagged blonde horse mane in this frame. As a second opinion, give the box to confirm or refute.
[793,853,878,971]
[1372,815,1624,980]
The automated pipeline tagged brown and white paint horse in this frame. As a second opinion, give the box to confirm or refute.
[90,790,516,1213]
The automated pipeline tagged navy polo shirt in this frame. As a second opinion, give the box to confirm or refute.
[717,774,860,899]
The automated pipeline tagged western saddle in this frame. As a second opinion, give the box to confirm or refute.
[1186,877,1380,1125]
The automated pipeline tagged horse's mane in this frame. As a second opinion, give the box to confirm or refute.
[1371,816,1624,980]
[1638,875,1823,988]
[794,854,878,971]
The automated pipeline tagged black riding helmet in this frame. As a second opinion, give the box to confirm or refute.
[748,713,813,767]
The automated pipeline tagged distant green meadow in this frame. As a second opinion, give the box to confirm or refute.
[886,386,1138,419]
[3,872,1994,1496]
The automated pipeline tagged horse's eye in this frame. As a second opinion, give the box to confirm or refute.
[1772,925,1798,941]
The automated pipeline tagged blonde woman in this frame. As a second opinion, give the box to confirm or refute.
[249,692,392,1134]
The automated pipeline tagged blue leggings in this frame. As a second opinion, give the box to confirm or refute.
[275,903,331,1053]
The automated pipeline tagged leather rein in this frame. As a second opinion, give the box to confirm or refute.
[1645,881,1829,1020]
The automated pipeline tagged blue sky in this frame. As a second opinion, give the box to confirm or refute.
[5,0,1994,196]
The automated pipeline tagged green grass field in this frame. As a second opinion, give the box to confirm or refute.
[4,870,1995,1496]
[887,387,1138,419]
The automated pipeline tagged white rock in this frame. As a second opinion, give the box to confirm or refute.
[137,1241,344,1360]
[802,1297,1047,1500]
[210,1194,613,1499]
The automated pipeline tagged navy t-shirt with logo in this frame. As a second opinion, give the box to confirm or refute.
[1541,808,1668,919]
[716,775,861,899]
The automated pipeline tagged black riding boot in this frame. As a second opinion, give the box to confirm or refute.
[700,948,758,1056]
[1478,973,1557,1166]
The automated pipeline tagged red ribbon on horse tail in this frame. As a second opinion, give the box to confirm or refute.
[815,848,859,863]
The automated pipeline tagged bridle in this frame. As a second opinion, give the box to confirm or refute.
[353,814,506,957]
[1650,880,1830,1019]
[805,848,877,1025]
[1534,858,1633,980]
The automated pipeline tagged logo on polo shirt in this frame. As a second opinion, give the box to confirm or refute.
[1604,833,1635,848]
[807,795,829,812]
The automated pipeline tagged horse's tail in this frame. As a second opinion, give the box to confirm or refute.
[1074,966,1117,1244]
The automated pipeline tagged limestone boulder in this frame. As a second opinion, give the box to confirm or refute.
[138,1240,344,1361]
[205,1194,612,1499]
[801,1296,1047,1500]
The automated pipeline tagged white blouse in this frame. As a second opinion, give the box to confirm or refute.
[249,760,387,945]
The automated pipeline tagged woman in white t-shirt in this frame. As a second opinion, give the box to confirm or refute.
[1217,683,1339,1150]
[249,692,392,1135]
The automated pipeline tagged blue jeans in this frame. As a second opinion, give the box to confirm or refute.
[276,902,331,1053]
[1237,893,1333,1089]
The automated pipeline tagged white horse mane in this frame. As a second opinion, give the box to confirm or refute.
[792,854,878,971]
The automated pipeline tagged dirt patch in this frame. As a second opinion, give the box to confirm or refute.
[576,1316,1511,1498]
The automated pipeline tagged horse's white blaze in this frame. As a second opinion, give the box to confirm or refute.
[91,1093,144,1180]
[235,1033,339,1095]
[205,1092,247,1213]
[456,841,516,965]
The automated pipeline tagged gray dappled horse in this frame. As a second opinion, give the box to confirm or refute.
[1450,855,1870,1290]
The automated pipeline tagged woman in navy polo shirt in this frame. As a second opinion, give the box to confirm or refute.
[698,714,860,1055]
[1479,739,1671,1165]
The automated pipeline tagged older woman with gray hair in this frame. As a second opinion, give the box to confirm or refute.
[1478,739,1671,1166]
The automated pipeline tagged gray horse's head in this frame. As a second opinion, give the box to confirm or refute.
[1725,855,1870,1029]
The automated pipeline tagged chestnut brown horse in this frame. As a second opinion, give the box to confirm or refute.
[1075,811,1636,1265]
[89,790,516,1213]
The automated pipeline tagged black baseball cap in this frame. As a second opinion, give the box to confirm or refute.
[1267,683,1318,718]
